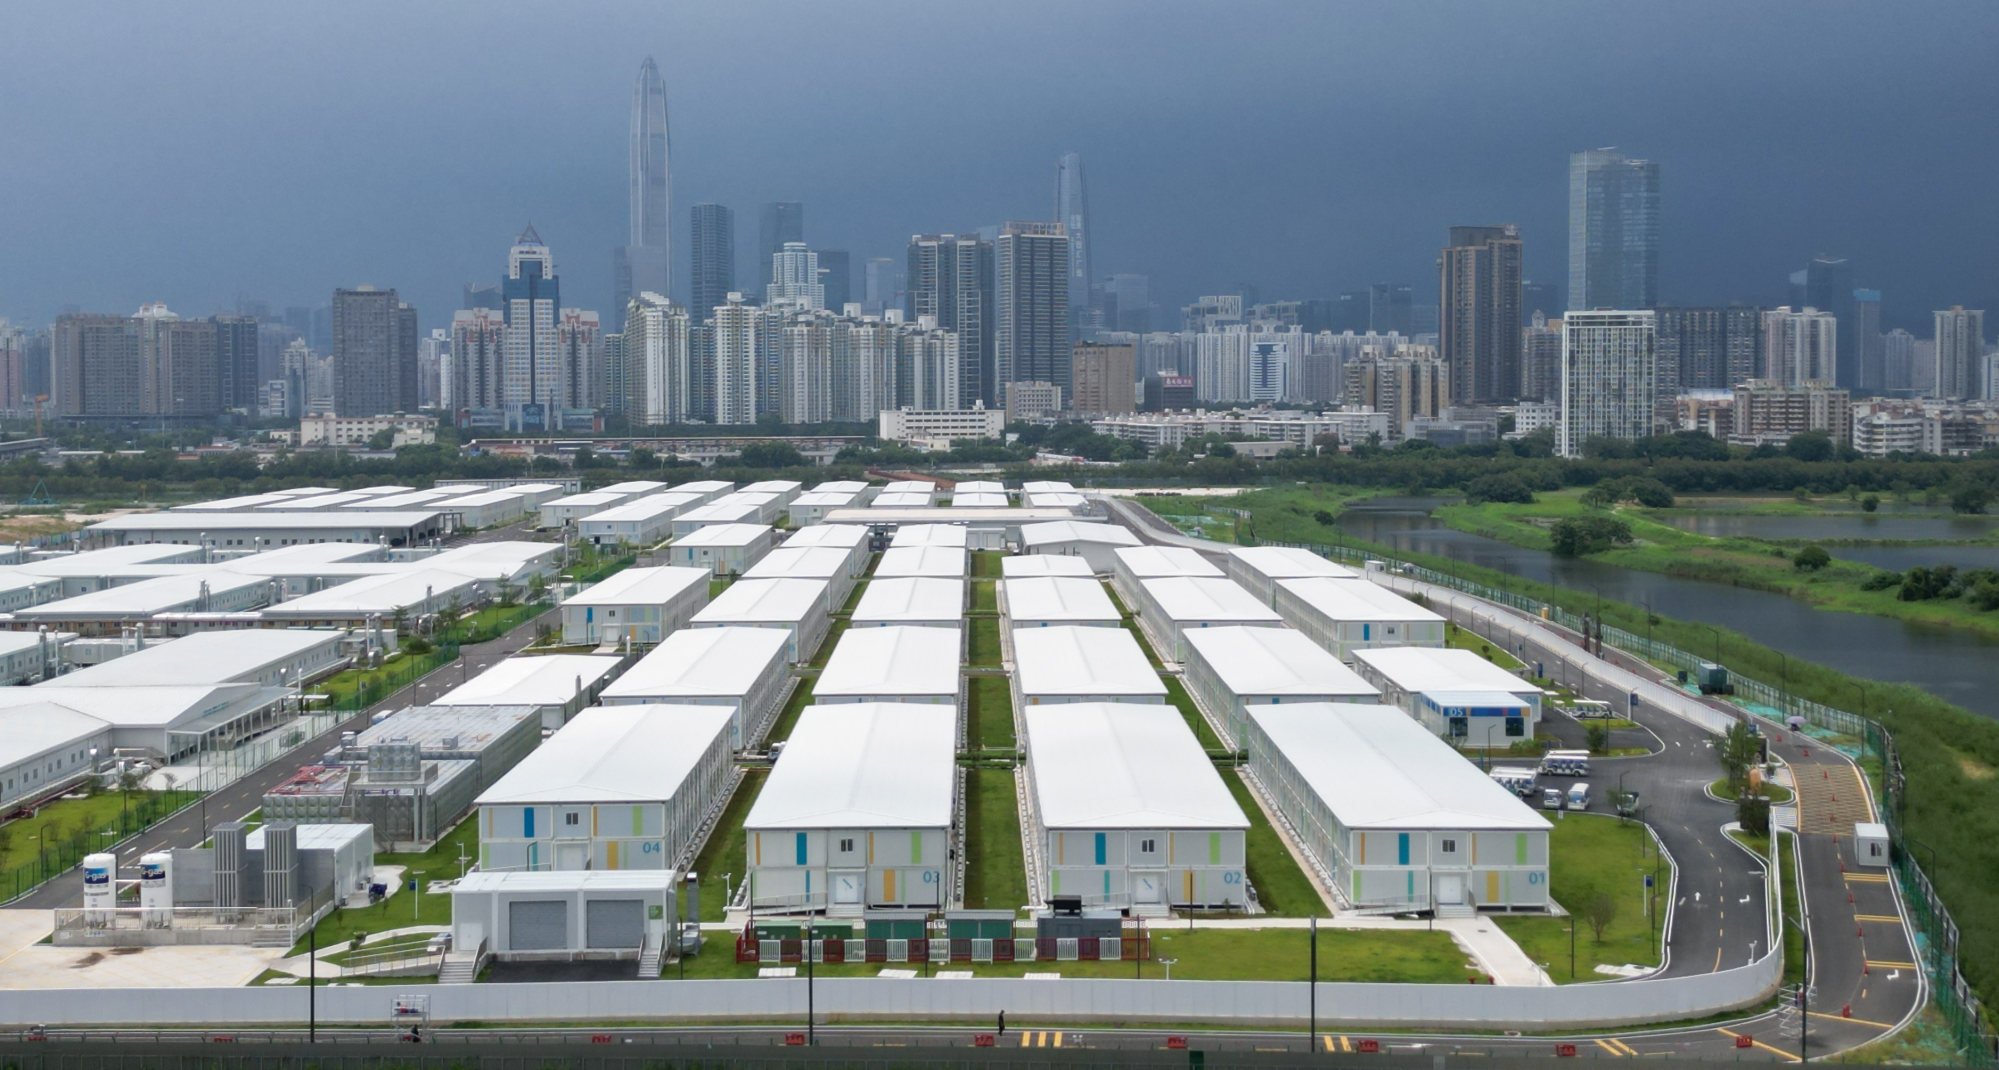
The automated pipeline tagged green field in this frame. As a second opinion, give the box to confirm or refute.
[971,551,1002,578]
[290,815,482,953]
[836,580,868,615]
[963,768,1026,910]
[766,678,816,743]
[1710,777,1795,804]
[1447,622,1524,670]
[968,617,1002,667]
[970,579,998,614]
[0,789,202,898]
[1495,814,1663,983]
[1222,770,1322,917]
[1163,676,1224,751]
[968,675,1015,750]
[809,619,849,669]
[690,771,766,921]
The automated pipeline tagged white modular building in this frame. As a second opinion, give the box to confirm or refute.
[431,489,535,530]
[539,492,637,529]
[1019,521,1141,573]
[690,578,831,663]
[450,869,680,962]
[0,701,114,813]
[850,577,965,628]
[13,571,275,631]
[575,493,699,548]
[1240,702,1551,913]
[1023,492,1089,513]
[595,480,670,496]
[1273,578,1447,661]
[811,625,962,705]
[882,480,936,496]
[1010,625,1165,707]
[596,626,793,748]
[420,540,563,583]
[710,491,784,525]
[743,702,957,913]
[0,629,63,684]
[1129,576,1284,663]
[1021,702,1248,909]
[666,480,734,503]
[1225,546,1361,606]
[84,511,448,550]
[45,628,349,690]
[670,503,763,538]
[778,524,871,577]
[559,565,711,646]
[953,480,1004,495]
[475,703,736,872]
[951,492,1010,508]
[1181,626,1380,748]
[1020,481,1075,494]
[999,576,1120,630]
[742,546,861,608]
[431,654,624,730]
[1352,646,1544,741]
[669,523,777,576]
[1109,545,1223,607]
[890,524,968,549]
[740,480,803,507]
[870,491,933,509]
[999,554,1096,579]
[258,567,484,626]
[788,492,857,526]
[873,545,968,580]
[810,480,873,501]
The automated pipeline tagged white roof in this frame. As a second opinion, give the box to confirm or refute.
[48,629,344,687]
[668,480,734,496]
[871,492,933,508]
[229,543,385,569]
[783,524,868,550]
[1001,577,1119,622]
[6,682,268,730]
[874,545,968,578]
[545,491,628,509]
[1021,481,1075,494]
[673,523,773,548]
[1139,576,1283,623]
[453,869,679,894]
[1112,545,1223,579]
[676,503,760,525]
[420,541,558,579]
[883,481,935,494]
[1227,545,1360,581]
[564,566,708,607]
[475,704,734,804]
[714,491,778,509]
[599,627,791,701]
[17,571,270,618]
[999,554,1096,579]
[827,507,1076,526]
[745,703,956,829]
[431,489,529,509]
[813,626,962,698]
[791,492,856,508]
[342,489,458,510]
[1021,521,1141,549]
[577,493,699,523]
[596,480,670,494]
[244,822,373,852]
[431,654,623,708]
[741,480,802,495]
[19,545,200,571]
[692,578,828,624]
[1246,703,1552,831]
[1025,492,1088,509]
[952,492,1010,508]
[1010,625,1164,697]
[1352,646,1541,694]
[85,511,443,533]
[0,701,110,768]
[1278,577,1444,623]
[954,481,1004,494]
[890,524,968,549]
[852,578,964,624]
[175,492,297,511]
[1182,627,1378,697]
[0,630,47,654]
[261,568,478,616]
[260,490,378,510]
[811,481,869,494]
[743,546,855,581]
[1022,703,1246,830]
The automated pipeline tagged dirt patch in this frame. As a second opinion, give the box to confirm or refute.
[0,514,81,541]
[108,946,144,955]
[1959,755,1995,781]
[70,952,104,969]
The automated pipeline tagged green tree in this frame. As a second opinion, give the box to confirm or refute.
[366,428,397,451]
[737,441,807,468]
[1860,493,1880,513]
[1585,721,1610,755]
[1549,517,1633,557]
[1737,795,1772,837]
[1464,472,1535,505]
[1716,722,1761,796]
[1793,545,1832,571]
[1579,886,1618,944]
[1784,430,1835,462]
[1951,484,1991,515]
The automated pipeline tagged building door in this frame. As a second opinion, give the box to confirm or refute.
[1434,873,1466,906]
[584,899,645,950]
[1133,871,1164,905]
[557,843,589,870]
[507,899,568,951]
[832,871,864,906]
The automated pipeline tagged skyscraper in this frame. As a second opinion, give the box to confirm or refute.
[623,292,693,425]
[863,257,902,316]
[1853,289,1884,393]
[711,292,762,425]
[1933,306,1986,400]
[1568,148,1660,311]
[995,221,1071,402]
[213,314,260,415]
[1559,309,1656,457]
[1655,307,1764,390]
[332,287,418,417]
[1761,306,1837,386]
[1071,342,1136,416]
[1793,256,1860,389]
[767,243,825,309]
[689,203,735,322]
[1104,274,1152,333]
[1055,152,1092,336]
[52,314,142,419]
[1438,224,1523,403]
[758,202,805,289]
[1368,284,1414,335]
[612,57,670,332]
[907,233,993,408]
[818,250,851,312]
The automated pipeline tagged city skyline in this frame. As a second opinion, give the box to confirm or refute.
[3,2,1995,333]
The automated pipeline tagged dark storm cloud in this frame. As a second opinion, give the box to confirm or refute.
[1,0,1992,331]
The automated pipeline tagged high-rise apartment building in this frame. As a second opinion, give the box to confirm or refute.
[1183,295,1243,333]
[52,314,142,419]
[451,228,599,430]
[995,222,1071,403]
[0,320,24,415]
[1655,307,1763,390]
[689,203,735,323]
[449,308,505,415]
[1729,380,1852,447]
[1439,224,1523,403]
[214,315,259,415]
[1559,309,1656,457]
[1791,257,1860,389]
[767,242,825,309]
[1345,353,1448,441]
[332,287,418,417]
[711,293,763,425]
[863,257,902,316]
[1055,152,1092,337]
[1520,281,1562,322]
[418,328,449,410]
[907,233,993,408]
[1368,284,1414,336]
[1568,148,1660,312]
[612,58,671,333]
[1521,313,1563,402]
[1103,274,1152,334]
[620,293,692,425]
[1933,306,1986,400]
[1071,342,1136,416]
[1882,328,1918,393]
[818,250,851,312]
[758,202,804,289]
[1853,289,1884,393]
[1761,306,1838,386]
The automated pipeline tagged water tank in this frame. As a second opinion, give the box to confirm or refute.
[139,852,173,928]
[82,853,117,927]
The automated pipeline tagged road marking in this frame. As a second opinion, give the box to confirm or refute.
[1594,1039,1624,1056]
[1341,1034,1353,1052]
[1711,947,1723,972]
[1864,959,1917,971]
[1806,1010,1897,1029]
[1611,1038,1640,1056]
[1717,1028,1801,1062]
[1852,914,1901,923]
[1844,873,1890,884]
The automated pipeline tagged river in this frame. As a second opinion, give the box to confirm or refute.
[1334,498,1999,719]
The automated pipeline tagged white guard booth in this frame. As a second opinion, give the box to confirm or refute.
[450,869,678,962]
[596,626,793,749]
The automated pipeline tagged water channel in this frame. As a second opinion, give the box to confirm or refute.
[1333,498,1999,719]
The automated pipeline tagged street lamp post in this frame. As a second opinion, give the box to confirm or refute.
[1703,625,1723,665]
[1775,651,1792,713]
[805,919,816,1045]
[1850,680,1869,720]
[1481,723,1499,772]
[412,870,426,922]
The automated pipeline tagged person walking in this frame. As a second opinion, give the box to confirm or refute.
[997,1009,1007,1036]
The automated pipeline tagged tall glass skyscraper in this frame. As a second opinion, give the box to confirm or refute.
[689,203,734,322]
[1568,148,1659,312]
[758,202,805,289]
[613,57,670,332]
[1055,153,1091,334]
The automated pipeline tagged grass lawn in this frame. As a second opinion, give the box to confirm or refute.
[317,649,455,709]
[963,768,1026,910]
[968,675,1015,750]
[968,617,1002,667]
[766,679,816,743]
[290,815,483,954]
[1163,676,1224,751]
[971,551,1003,578]
[1495,813,1663,983]
[1777,832,1804,988]
[708,576,733,599]
[970,580,998,614]
[808,620,849,670]
[836,580,867,615]
[690,771,765,921]
[678,926,1472,982]
[0,790,201,882]
[1447,622,1525,670]
[1710,777,1795,804]
[1121,618,1165,669]
[1222,770,1323,917]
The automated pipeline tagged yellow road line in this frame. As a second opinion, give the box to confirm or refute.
[1853,913,1901,923]
[1341,1035,1353,1053]
[1807,1009,1898,1030]
[1052,1032,1063,1048]
[1594,1039,1625,1056]
[1321,1036,1336,1053]
[1844,873,1890,883]
[1612,1038,1641,1056]
[1717,1027,1802,1063]
[1864,959,1918,970]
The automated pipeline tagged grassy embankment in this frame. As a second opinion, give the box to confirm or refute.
[1142,487,1999,1011]
[1495,814,1663,983]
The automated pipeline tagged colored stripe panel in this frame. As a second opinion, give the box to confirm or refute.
[1397,833,1410,866]
[1208,832,1221,865]
[1094,832,1107,865]
[795,832,809,865]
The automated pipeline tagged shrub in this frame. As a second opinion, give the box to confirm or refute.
[1464,473,1536,505]
[1549,517,1634,557]
[1793,545,1832,572]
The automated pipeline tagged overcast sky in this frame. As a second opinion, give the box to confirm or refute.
[3,0,1993,333]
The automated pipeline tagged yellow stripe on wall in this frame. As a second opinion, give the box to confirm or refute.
[608,841,619,869]
[884,869,896,901]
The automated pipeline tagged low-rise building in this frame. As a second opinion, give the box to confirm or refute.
[878,405,1006,445]
[1273,577,1445,661]
[1128,575,1284,663]
[811,625,962,705]
[1109,545,1223,608]
[1010,625,1165,707]
[1018,521,1141,573]
[873,545,968,580]
[558,566,710,646]
[1223,546,1360,606]
[850,577,965,628]
[429,653,624,730]
[1181,626,1379,747]
[689,578,831,663]
[575,493,699,548]
[1351,646,1543,742]
[669,522,778,576]
[597,626,793,749]
[999,554,1095,579]
[298,412,437,449]
[999,576,1121,630]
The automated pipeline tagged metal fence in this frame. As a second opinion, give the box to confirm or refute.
[0,790,203,902]
[1236,524,1993,1064]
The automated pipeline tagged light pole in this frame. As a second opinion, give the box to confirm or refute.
[805,919,816,1045]
[1703,624,1723,665]
[1849,679,1869,720]
[1481,722,1499,771]
[1775,651,1792,713]
[412,870,426,922]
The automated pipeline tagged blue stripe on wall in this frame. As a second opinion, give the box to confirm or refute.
[523,807,534,838]
[1094,832,1107,865]
[796,832,808,865]
[1397,833,1410,866]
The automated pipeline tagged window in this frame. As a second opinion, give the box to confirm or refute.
[563,812,581,827]
[1139,838,1157,854]
[1505,716,1526,737]
[1447,716,1468,738]
[838,837,855,853]
[1439,838,1458,854]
